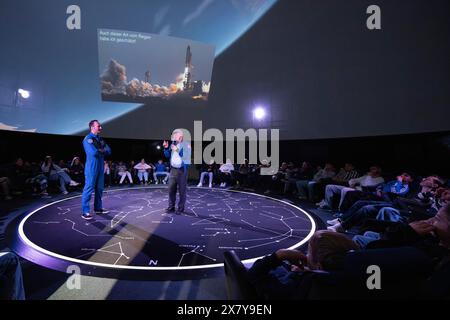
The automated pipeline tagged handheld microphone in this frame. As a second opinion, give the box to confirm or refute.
[172,140,177,146]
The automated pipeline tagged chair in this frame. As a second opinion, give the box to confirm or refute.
[188,166,199,182]
[223,250,259,300]
[0,252,25,300]
[307,246,434,299]
[420,257,450,298]
[155,174,166,184]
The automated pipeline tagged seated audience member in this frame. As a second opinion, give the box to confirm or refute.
[327,199,394,233]
[116,161,133,184]
[234,159,250,187]
[154,160,169,184]
[265,162,290,194]
[0,252,25,300]
[197,160,216,188]
[339,171,413,212]
[41,156,79,194]
[352,204,450,263]
[283,162,313,194]
[134,158,153,184]
[296,163,336,201]
[255,159,278,193]
[58,160,70,173]
[316,163,359,205]
[110,161,118,180]
[218,159,234,188]
[327,173,414,232]
[255,159,276,192]
[432,188,450,212]
[332,163,359,186]
[246,163,261,188]
[10,158,32,193]
[320,165,384,210]
[129,161,137,182]
[329,176,447,230]
[247,230,359,300]
[70,157,84,183]
[375,188,450,224]
[428,175,446,188]
[104,161,111,187]
[26,162,48,196]
[373,175,443,220]
[418,176,442,203]
[0,176,12,200]
[376,172,413,200]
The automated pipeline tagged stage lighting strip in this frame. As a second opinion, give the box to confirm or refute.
[17,187,317,271]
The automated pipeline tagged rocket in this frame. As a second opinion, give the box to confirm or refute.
[185,45,192,67]
[183,45,192,90]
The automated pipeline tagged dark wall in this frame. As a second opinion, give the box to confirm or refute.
[1,130,449,177]
[101,0,450,140]
[1,0,449,140]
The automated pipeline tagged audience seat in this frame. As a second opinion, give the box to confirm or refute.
[188,166,199,182]
[0,252,25,300]
[223,250,259,300]
[155,174,165,184]
[224,247,435,300]
[420,257,450,299]
[307,246,434,299]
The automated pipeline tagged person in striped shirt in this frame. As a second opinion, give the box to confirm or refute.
[316,163,360,206]
[319,165,384,211]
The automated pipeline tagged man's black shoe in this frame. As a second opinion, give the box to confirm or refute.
[81,213,94,220]
[95,208,110,214]
[176,208,184,215]
[165,207,176,213]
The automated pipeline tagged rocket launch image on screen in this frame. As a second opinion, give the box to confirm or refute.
[98,29,215,104]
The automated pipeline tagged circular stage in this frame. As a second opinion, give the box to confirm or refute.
[11,187,316,279]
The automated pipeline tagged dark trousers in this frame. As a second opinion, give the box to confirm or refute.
[219,172,233,185]
[340,190,381,212]
[104,173,111,187]
[168,167,188,210]
[340,200,392,230]
[233,172,248,187]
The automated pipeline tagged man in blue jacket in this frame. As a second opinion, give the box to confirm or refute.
[163,129,191,214]
[81,120,111,220]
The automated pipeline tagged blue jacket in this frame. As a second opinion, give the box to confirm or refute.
[381,180,410,196]
[155,163,167,172]
[83,132,111,174]
[164,141,191,171]
[247,253,314,300]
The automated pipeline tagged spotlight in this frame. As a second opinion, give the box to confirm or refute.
[253,107,266,121]
[156,145,161,150]
[18,89,30,99]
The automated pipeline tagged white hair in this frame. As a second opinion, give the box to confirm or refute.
[172,129,184,136]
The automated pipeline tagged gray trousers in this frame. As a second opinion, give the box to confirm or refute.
[49,171,71,192]
[168,167,188,210]
[199,172,213,185]
[324,184,355,210]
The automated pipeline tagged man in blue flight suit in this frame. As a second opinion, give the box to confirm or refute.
[81,120,111,220]
[163,129,191,214]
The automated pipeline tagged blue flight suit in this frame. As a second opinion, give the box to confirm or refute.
[81,133,111,214]
[164,141,191,211]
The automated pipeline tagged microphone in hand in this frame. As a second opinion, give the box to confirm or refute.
[171,141,178,152]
